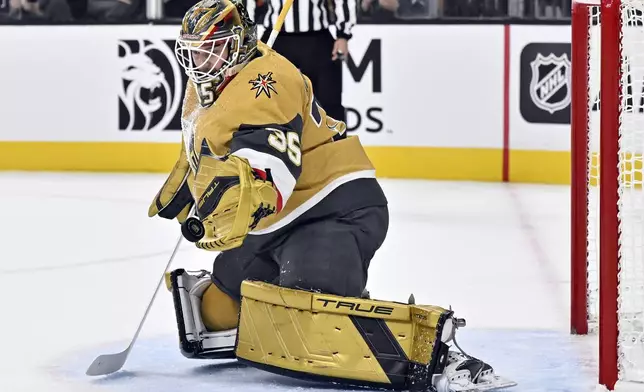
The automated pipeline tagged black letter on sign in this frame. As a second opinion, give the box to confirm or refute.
[366,108,383,132]
[347,39,382,93]
[345,107,361,132]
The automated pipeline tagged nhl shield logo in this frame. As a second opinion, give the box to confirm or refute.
[529,53,571,114]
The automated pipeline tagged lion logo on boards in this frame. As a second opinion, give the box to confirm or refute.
[249,72,278,98]
[529,53,571,114]
[118,39,183,131]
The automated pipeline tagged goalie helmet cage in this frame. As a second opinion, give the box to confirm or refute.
[571,0,644,390]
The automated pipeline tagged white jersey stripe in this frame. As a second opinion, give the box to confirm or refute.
[249,170,376,235]
[232,148,297,206]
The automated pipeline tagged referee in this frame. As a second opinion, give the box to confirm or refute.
[245,0,356,123]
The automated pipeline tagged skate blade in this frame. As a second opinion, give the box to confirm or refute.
[473,375,517,391]
[447,375,517,392]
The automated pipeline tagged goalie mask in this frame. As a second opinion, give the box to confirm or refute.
[175,0,257,100]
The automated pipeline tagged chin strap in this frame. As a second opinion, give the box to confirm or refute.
[224,63,246,78]
[223,47,260,78]
[211,58,252,99]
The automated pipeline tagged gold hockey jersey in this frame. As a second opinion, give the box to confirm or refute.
[181,41,378,234]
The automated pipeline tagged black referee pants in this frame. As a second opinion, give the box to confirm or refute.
[261,29,346,122]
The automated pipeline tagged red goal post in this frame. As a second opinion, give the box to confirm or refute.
[571,0,644,390]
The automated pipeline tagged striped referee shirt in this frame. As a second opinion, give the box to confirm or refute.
[245,0,357,39]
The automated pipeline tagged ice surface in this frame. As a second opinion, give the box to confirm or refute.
[56,329,597,392]
[0,173,598,391]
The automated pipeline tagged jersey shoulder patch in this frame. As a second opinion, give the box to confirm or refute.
[248,71,279,99]
[217,50,306,129]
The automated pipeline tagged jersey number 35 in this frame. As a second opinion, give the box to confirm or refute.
[267,129,302,166]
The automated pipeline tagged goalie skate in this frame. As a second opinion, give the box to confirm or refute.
[167,269,237,359]
[432,351,517,392]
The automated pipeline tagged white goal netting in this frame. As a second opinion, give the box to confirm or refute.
[585,1,644,383]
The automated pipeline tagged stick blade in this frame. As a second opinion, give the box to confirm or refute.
[85,350,128,376]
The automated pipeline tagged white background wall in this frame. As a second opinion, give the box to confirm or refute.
[0,24,572,153]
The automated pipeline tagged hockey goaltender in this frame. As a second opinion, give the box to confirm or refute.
[143,0,516,391]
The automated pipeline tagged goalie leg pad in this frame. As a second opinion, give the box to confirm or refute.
[168,269,237,360]
[235,280,451,389]
[234,280,517,392]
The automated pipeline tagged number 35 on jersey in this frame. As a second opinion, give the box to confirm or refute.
[267,129,301,166]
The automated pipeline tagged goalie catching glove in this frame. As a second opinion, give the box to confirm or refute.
[186,153,278,251]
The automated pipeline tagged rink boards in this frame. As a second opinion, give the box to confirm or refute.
[0,23,573,183]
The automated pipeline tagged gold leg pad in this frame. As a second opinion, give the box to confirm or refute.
[235,281,453,387]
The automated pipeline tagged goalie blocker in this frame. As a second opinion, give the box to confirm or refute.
[167,270,516,392]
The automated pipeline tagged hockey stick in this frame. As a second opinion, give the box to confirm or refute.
[86,0,295,377]
[265,0,294,47]
[85,234,183,376]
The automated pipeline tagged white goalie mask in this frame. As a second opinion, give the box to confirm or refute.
[174,0,257,92]
[174,33,241,85]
